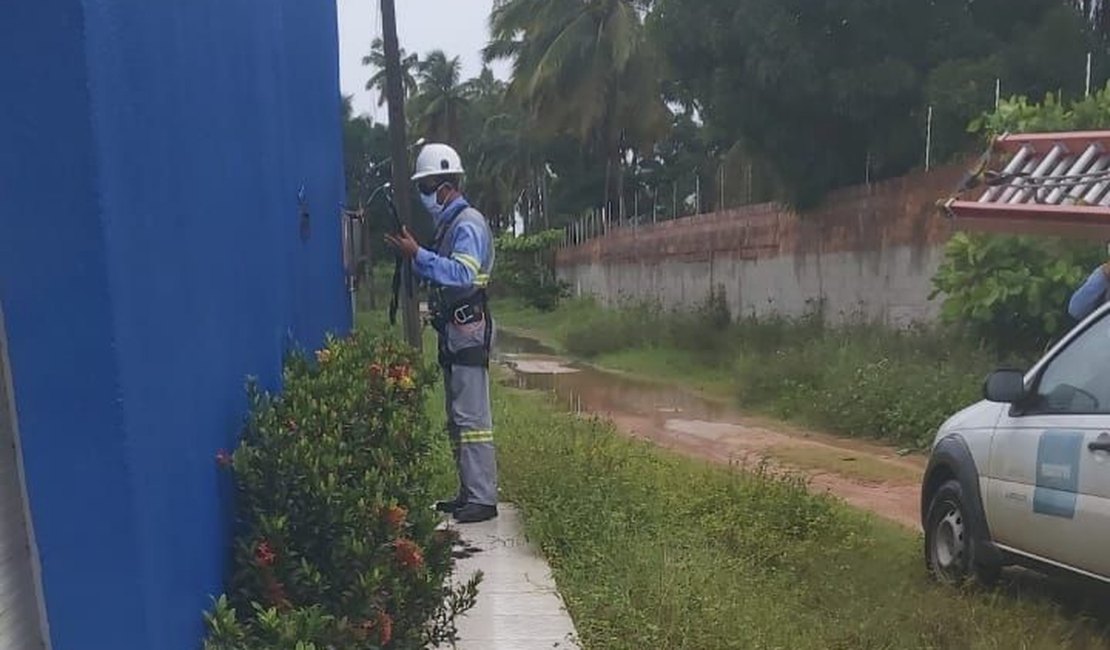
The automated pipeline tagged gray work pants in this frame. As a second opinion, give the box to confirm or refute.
[442,319,498,506]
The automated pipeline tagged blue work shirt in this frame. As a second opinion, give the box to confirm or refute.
[1068,265,1110,322]
[413,196,492,289]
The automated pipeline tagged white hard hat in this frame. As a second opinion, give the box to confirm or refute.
[412,143,465,181]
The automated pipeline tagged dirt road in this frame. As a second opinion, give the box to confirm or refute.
[497,332,925,531]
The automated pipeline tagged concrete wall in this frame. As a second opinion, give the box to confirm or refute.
[557,165,965,326]
[0,1,348,648]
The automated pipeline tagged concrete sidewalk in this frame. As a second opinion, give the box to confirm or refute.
[444,504,580,649]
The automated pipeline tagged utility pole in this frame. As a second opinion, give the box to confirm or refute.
[719,164,725,211]
[380,0,422,350]
[925,105,934,172]
[1087,52,1093,98]
[695,174,701,215]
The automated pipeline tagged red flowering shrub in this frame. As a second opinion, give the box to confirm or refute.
[204,332,478,649]
[382,505,408,533]
[392,538,426,571]
[253,541,277,567]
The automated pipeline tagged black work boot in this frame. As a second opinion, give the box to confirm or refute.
[434,498,465,514]
[453,503,498,524]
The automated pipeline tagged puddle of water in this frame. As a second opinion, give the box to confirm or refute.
[501,354,581,375]
[496,330,733,421]
[495,329,925,529]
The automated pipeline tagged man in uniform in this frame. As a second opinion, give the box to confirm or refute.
[385,143,498,524]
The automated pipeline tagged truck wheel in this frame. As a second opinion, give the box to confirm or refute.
[924,479,1000,586]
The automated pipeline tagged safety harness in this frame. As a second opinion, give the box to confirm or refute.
[427,202,495,369]
[431,290,493,368]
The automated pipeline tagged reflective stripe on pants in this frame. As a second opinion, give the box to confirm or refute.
[444,363,498,507]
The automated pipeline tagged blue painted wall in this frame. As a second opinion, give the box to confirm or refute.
[0,1,349,648]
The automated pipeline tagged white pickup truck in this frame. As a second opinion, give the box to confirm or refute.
[922,302,1110,585]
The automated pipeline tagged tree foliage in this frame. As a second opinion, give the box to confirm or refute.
[485,0,670,216]
[493,230,570,310]
[341,96,394,259]
[1078,0,1110,36]
[362,38,418,106]
[970,82,1110,137]
[409,51,469,144]
[651,0,1106,207]
[932,233,1101,357]
[349,0,1110,234]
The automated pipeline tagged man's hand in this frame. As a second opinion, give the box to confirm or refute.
[385,226,420,259]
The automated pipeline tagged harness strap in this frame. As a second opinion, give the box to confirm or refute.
[436,290,493,369]
[429,201,493,368]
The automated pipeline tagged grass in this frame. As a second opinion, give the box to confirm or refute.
[494,295,1003,449]
[356,306,1109,648]
[493,387,1110,650]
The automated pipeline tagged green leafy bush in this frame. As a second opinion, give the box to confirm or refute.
[931,232,1100,357]
[494,230,570,311]
[204,333,478,650]
[732,321,991,448]
[969,84,1110,138]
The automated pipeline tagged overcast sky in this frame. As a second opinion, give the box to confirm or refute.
[336,0,510,121]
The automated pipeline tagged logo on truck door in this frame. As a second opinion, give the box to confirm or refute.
[1033,430,1084,519]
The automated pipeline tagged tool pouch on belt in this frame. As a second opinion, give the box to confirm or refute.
[435,290,492,368]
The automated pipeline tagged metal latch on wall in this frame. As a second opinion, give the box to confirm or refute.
[298,184,311,242]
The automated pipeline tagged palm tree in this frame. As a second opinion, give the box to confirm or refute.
[462,66,504,103]
[362,37,419,106]
[410,50,469,144]
[446,67,522,232]
[472,108,542,232]
[485,0,669,216]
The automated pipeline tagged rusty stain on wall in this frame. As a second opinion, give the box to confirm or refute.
[556,164,967,326]
[559,165,961,268]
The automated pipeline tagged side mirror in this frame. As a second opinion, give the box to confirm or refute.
[983,369,1027,404]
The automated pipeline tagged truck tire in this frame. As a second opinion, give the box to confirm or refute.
[924,479,1001,586]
